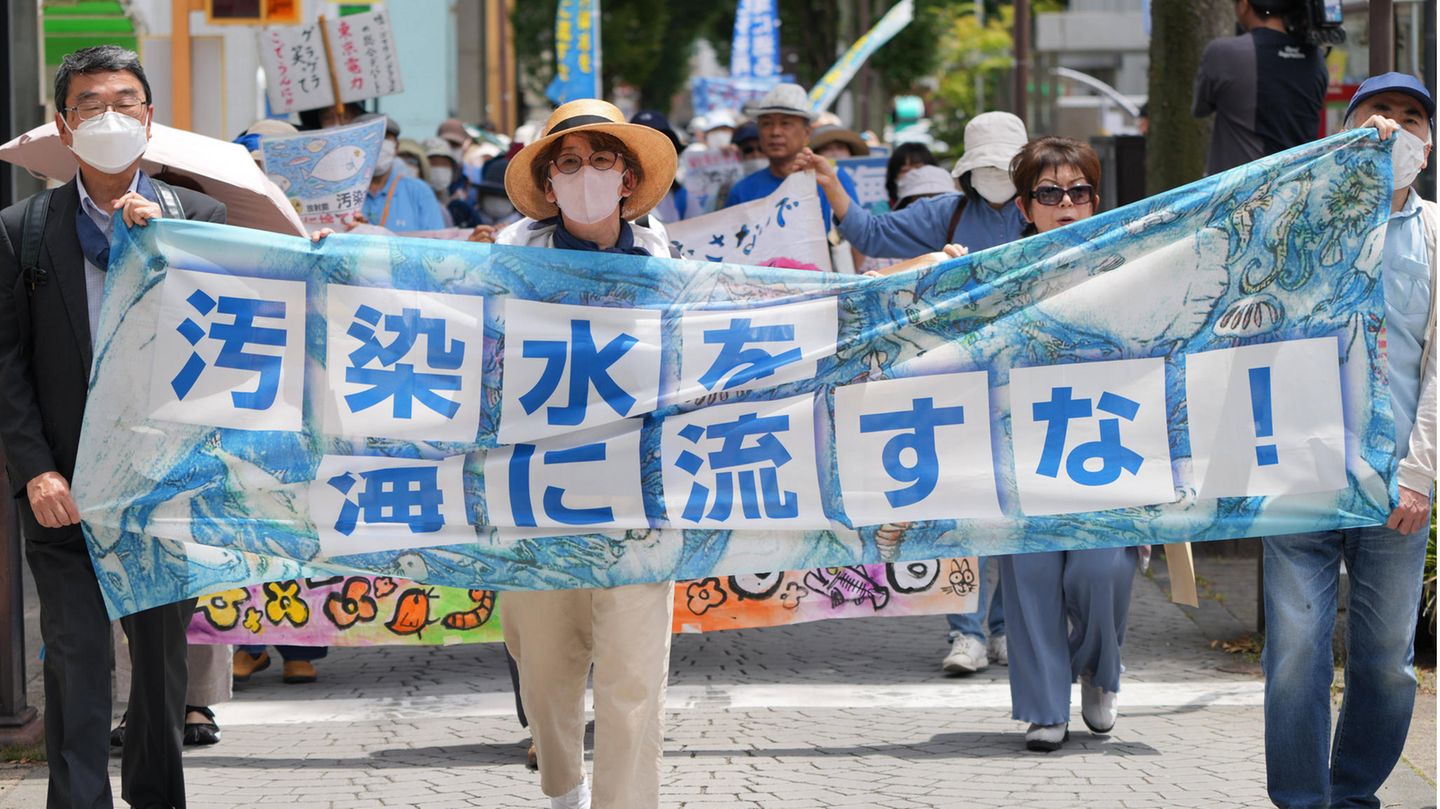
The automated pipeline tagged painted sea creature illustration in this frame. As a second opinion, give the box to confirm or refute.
[803,567,891,610]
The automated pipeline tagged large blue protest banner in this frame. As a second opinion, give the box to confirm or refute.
[731,0,782,78]
[545,0,601,106]
[77,131,1400,618]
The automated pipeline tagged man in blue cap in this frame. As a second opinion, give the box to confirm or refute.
[1262,72,1435,809]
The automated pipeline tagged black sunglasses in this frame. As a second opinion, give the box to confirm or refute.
[1030,184,1094,206]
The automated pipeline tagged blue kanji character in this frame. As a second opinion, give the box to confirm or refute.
[328,465,445,536]
[709,233,725,247]
[1032,388,1143,486]
[774,195,801,228]
[506,441,614,527]
[343,305,465,419]
[698,317,803,391]
[171,289,289,410]
[518,319,638,426]
[675,412,797,523]
[859,396,967,507]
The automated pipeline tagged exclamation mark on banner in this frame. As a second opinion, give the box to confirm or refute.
[1249,366,1278,467]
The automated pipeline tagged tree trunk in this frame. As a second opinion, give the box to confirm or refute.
[1146,0,1233,195]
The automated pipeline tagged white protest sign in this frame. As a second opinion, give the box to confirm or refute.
[681,148,745,217]
[327,9,405,104]
[667,171,833,272]
[257,24,335,114]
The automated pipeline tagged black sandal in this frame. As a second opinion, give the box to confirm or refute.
[110,713,126,748]
[183,705,220,746]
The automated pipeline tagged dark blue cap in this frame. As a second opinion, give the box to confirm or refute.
[734,121,759,147]
[1346,72,1435,125]
[629,109,682,153]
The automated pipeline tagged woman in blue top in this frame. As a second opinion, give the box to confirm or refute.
[1000,136,1140,754]
[799,111,1030,260]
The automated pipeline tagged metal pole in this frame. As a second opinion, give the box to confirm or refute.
[1013,0,1030,124]
[1369,0,1394,75]
[974,0,985,114]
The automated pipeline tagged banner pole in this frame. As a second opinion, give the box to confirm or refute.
[317,14,347,120]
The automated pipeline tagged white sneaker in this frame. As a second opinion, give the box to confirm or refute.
[941,635,989,674]
[551,779,591,809]
[1080,676,1117,735]
[987,634,1008,666]
[1025,722,1069,752]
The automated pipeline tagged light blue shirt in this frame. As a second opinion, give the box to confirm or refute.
[837,191,1028,259]
[1382,192,1430,453]
[75,171,140,348]
[363,170,446,232]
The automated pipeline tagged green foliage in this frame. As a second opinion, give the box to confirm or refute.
[928,3,1015,156]
[869,0,948,95]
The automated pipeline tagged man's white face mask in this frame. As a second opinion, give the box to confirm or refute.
[64,110,149,174]
[1391,128,1428,190]
[482,195,515,221]
[706,130,733,149]
[373,139,398,178]
[428,166,454,191]
[550,165,625,224]
[968,166,1017,204]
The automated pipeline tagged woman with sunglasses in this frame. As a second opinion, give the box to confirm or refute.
[1001,136,1139,753]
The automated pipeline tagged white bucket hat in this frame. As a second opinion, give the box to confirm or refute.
[951,111,1028,178]
[896,164,957,201]
[743,83,819,122]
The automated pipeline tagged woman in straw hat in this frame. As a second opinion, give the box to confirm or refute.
[495,98,676,255]
[495,99,678,809]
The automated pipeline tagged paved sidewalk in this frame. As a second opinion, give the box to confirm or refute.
[0,560,1432,808]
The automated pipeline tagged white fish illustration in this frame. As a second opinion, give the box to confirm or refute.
[310,145,368,182]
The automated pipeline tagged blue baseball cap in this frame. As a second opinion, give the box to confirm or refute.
[1345,72,1435,126]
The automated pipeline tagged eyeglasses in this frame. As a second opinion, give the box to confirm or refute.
[63,100,148,122]
[551,150,621,175]
[740,144,764,157]
[1029,183,1094,206]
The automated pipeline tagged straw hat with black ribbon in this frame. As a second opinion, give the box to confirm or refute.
[505,99,677,222]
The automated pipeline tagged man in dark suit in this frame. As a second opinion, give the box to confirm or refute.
[0,46,225,809]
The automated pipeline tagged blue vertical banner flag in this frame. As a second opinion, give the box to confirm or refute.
[730,0,781,78]
[74,132,1404,619]
[545,0,602,106]
[809,0,916,112]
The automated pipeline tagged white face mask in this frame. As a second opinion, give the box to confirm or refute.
[549,165,626,224]
[968,166,1016,204]
[373,139,397,178]
[64,110,149,174]
[1391,128,1428,190]
[706,130,733,149]
[482,195,515,221]
[428,166,453,191]
[742,157,769,176]
[396,160,419,178]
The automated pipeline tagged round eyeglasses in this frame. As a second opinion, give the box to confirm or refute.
[551,151,621,175]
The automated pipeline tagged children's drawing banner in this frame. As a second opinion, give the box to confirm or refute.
[76,131,1398,619]
[186,559,981,646]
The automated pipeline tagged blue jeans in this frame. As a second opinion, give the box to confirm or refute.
[946,556,1006,641]
[1262,524,1428,809]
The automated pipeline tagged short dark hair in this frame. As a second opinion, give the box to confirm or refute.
[884,142,938,207]
[55,45,152,110]
[529,131,644,193]
[1010,136,1102,218]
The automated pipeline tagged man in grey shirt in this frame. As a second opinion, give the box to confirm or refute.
[1193,0,1328,175]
